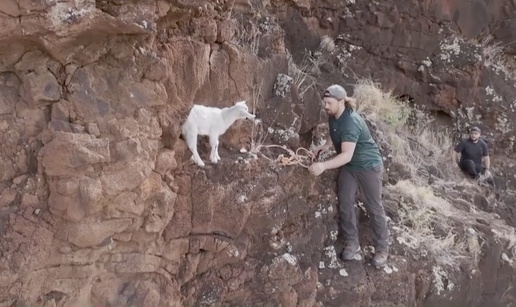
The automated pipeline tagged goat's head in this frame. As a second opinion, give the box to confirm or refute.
[233,100,256,120]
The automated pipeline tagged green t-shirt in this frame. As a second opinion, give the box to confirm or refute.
[328,109,382,170]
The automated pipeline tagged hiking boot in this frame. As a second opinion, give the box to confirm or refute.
[340,243,361,261]
[371,250,388,268]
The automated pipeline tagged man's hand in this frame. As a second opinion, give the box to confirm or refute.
[485,169,492,178]
[308,162,326,176]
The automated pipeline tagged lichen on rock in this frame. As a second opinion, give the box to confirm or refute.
[273,73,293,98]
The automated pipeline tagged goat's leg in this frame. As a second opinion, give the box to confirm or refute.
[215,146,221,161]
[185,131,205,167]
[212,134,221,161]
[209,134,220,163]
[243,110,256,120]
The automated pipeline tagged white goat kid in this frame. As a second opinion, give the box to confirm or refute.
[181,100,256,167]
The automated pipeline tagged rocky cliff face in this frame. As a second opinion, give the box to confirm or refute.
[1,1,516,307]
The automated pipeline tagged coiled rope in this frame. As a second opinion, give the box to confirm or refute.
[250,144,316,168]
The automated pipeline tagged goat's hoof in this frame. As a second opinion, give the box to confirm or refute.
[210,158,218,164]
[195,160,205,167]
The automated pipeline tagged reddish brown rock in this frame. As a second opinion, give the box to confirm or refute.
[39,132,111,177]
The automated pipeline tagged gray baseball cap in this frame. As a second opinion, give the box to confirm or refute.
[470,126,481,133]
[323,84,347,99]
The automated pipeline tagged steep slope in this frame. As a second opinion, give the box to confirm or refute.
[1,1,516,307]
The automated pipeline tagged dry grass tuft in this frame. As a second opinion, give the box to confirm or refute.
[353,79,410,130]
[250,80,263,152]
[476,34,516,79]
[287,50,317,98]
[319,35,336,53]
[233,19,261,55]
[227,7,261,55]
[480,35,506,68]
[386,181,475,267]
[287,35,341,99]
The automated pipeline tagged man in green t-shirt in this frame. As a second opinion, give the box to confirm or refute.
[308,84,390,268]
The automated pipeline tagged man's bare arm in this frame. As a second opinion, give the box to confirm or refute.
[483,155,490,169]
[321,142,356,170]
[455,151,462,163]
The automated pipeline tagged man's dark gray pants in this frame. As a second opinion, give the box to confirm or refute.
[459,159,484,179]
[337,165,390,252]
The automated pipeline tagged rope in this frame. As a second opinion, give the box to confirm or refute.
[251,144,316,168]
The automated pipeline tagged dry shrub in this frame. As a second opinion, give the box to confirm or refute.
[354,78,463,183]
[352,78,516,268]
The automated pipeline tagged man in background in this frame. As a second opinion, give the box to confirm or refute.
[453,126,493,184]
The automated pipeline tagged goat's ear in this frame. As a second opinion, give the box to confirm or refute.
[235,100,246,106]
